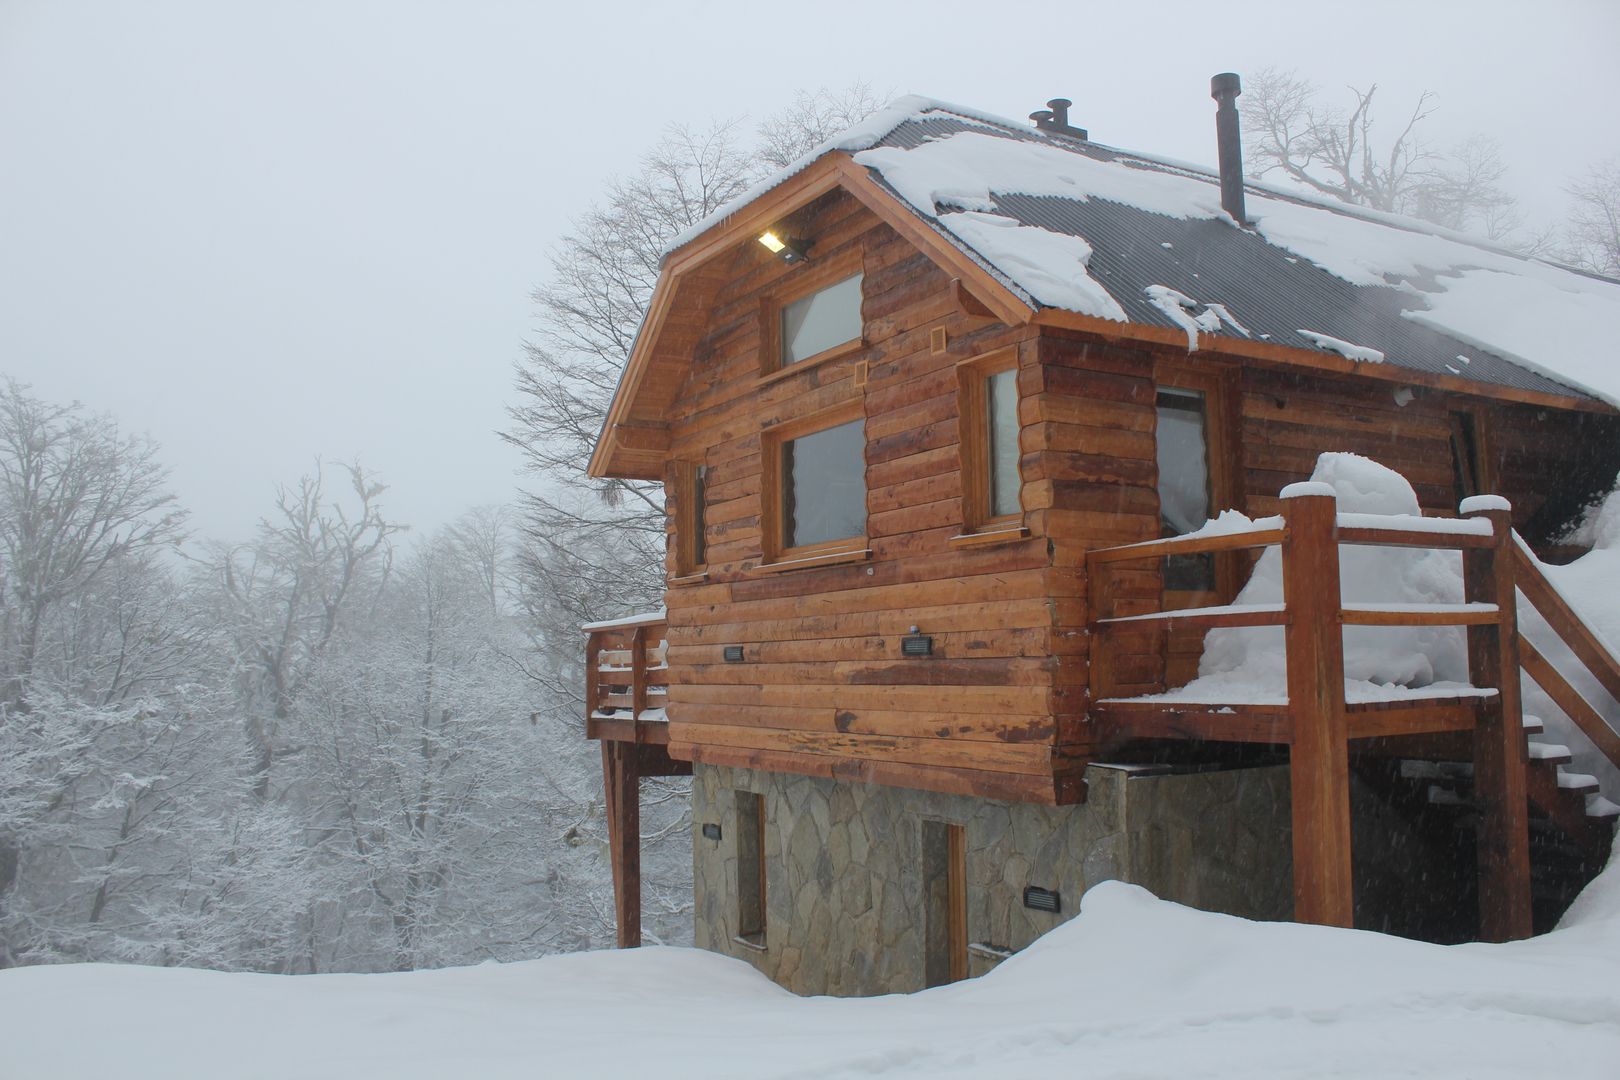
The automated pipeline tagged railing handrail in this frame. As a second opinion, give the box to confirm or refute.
[581,609,667,633]
[1510,536,1620,773]
[1086,490,1522,704]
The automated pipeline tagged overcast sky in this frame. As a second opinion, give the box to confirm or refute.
[3,0,1616,541]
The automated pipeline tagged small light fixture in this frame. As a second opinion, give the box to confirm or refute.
[702,823,722,841]
[901,626,934,658]
[1023,886,1061,913]
[758,229,807,264]
[723,645,746,663]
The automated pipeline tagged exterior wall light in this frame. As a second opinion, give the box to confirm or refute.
[901,626,934,657]
[758,230,808,264]
[1023,886,1061,913]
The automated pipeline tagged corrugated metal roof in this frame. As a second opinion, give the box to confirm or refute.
[865,114,1595,403]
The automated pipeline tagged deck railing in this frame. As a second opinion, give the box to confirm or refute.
[1087,485,1529,932]
[583,611,669,742]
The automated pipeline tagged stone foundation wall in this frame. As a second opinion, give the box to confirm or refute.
[691,762,1293,996]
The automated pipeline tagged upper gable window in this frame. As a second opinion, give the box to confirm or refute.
[780,272,863,366]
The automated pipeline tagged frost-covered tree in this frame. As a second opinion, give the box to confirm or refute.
[0,382,206,966]
[1240,67,1528,243]
[1566,160,1620,277]
[199,462,402,802]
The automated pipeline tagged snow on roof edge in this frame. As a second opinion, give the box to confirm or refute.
[661,95,1014,260]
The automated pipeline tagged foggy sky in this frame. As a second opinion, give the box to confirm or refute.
[3,0,1616,542]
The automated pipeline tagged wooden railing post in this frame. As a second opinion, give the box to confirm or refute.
[1461,495,1533,942]
[1280,483,1354,929]
[629,626,648,729]
[584,631,603,727]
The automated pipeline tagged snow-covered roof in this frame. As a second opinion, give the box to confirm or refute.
[673,97,1620,407]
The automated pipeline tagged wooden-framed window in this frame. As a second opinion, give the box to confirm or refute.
[672,460,708,580]
[1449,406,1495,507]
[759,400,869,568]
[1154,360,1240,597]
[955,346,1026,540]
[760,252,865,379]
[922,819,967,987]
[735,790,767,948]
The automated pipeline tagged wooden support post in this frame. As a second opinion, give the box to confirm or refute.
[601,740,642,948]
[1462,497,1533,942]
[1280,484,1354,929]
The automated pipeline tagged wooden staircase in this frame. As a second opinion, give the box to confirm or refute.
[1086,487,1620,942]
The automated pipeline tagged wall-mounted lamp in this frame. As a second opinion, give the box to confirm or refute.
[701,823,722,841]
[723,645,746,663]
[758,230,808,264]
[901,626,934,658]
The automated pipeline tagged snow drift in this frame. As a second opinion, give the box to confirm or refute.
[5,836,1620,1079]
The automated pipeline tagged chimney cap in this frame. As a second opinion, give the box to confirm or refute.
[1211,72,1242,102]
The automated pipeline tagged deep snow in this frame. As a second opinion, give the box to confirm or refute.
[5,845,1620,1079]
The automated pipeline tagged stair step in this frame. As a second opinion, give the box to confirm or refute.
[1522,715,1545,735]
[1528,742,1572,764]
[1557,771,1601,796]
[1586,794,1620,821]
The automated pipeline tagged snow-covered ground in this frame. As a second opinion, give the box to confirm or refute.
[5,848,1620,1080]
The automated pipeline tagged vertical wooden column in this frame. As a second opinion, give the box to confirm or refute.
[629,626,648,727]
[1462,497,1533,942]
[601,740,642,948]
[1280,484,1354,928]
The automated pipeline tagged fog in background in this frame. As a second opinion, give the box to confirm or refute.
[3,0,1616,540]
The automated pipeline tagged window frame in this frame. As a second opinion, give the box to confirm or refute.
[758,399,870,570]
[671,459,709,582]
[953,346,1028,544]
[758,250,867,382]
[1154,360,1240,601]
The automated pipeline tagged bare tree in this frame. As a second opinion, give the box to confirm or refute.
[757,83,887,169]
[1566,160,1620,277]
[1241,67,1526,243]
[202,462,403,802]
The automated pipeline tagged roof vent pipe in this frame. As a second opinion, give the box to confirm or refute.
[1210,72,1247,225]
[1030,98,1088,141]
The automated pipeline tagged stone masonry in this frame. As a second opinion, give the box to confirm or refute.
[691,762,1293,996]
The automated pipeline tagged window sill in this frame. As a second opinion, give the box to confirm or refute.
[749,546,872,575]
[947,525,1030,550]
[756,338,865,387]
[669,570,709,587]
[732,934,768,953]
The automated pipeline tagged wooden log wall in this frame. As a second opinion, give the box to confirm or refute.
[659,190,1078,804]
[649,192,1620,805]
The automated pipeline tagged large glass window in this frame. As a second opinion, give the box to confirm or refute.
[780,273,863,366]
[1156,387,1215,592]
[986,367,1021,518]
[782,418,866,549]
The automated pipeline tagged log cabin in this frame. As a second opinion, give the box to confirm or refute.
[582,76,1620,996]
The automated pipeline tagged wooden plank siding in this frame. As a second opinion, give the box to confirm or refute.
[660,190,1072,803]
[645,189,1620,807]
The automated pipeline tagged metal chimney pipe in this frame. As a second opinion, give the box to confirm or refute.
[1210,72,1247,225]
